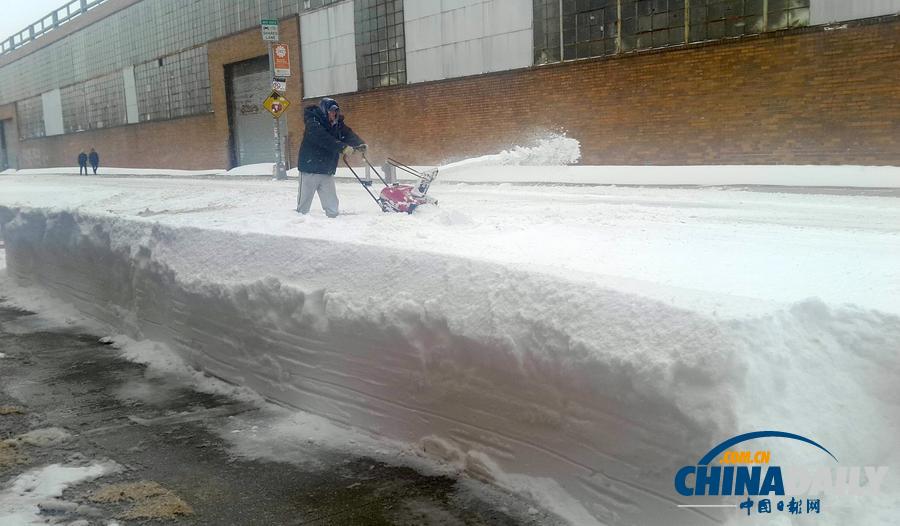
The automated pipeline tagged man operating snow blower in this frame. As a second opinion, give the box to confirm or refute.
[296,97,366,217]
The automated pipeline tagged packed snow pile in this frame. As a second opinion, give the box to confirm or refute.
[439,134,582,173]
[1,170,899,525]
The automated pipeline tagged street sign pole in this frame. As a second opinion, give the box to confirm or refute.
[262,20,287,180]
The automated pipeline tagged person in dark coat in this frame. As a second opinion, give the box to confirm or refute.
[88,148,99,175]
[78,151,88,175]
[296,98,365,217]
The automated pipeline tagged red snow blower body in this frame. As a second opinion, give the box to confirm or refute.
[345,155,438,214]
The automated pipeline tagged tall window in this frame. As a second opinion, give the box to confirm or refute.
[61,83,88,133]
[16,96,44,139]
[83,72,126,129]
[534,0,562,64]
[355,0,407,90]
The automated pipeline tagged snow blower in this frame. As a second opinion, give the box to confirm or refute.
[344,154,438,214]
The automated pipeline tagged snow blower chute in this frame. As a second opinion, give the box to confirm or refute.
[344,154,438,214]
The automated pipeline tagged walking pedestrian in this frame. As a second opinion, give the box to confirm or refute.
[77,151,88,175]
[88,147,99,175]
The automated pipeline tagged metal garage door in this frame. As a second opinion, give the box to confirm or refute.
[227,56,272,167]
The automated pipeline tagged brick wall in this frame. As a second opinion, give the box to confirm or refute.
[326,17,900,166]
[11,15,900,169]
[15,114,221,170]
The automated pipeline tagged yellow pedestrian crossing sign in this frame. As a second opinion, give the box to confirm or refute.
[263,91,290,118]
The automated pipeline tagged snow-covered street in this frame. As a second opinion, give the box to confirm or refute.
[2,173,898,313]
[2,170,899,525]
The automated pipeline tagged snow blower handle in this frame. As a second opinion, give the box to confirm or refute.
[344,155,385,210]
[360,152,391,188]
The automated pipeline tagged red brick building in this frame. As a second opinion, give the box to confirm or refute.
[0,0,897,171]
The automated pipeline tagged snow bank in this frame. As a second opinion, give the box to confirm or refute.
[2,207,898,525]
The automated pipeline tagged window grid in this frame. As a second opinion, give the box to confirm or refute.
[60,83,88,133]
[767,0,810,31]
[533,0,562,64]
[84,72,125,130]
[690,0,765,42]
[567,0,619,59]
[16,96,44,139]
[355,0,407,91]
[622,0,685,51]
[0,0,304,107]
[302,0,343,10]
[535,0,809,62]
[134,59,169,123]
[135,46,212,123]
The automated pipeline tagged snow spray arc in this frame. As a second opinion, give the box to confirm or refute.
[673,431,889,518]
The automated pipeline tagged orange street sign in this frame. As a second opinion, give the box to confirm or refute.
[263,91,291,118]
[273,43,291,77]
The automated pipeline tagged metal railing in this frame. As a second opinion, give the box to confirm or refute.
[1,0,109,55]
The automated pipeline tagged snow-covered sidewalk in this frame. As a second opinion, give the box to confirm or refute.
[1,172,899,525]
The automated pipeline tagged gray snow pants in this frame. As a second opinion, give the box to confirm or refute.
[297,172,339,217]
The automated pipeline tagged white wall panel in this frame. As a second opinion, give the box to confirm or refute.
[405,0,533,84]
[404,0,442,20]
[301,1,358,98]
[123,66,139,125]
[41,89,64,136]
[406,48,443,82]
[811,0,900,24]
[406,14,443,52]
[485,0,533,34]
[484,29,532,72]
[443,4,485,43]
[443,40,484,78]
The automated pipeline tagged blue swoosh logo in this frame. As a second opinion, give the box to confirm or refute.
[698,431,838,465]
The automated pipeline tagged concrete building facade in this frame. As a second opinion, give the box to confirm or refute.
[0,0,898,170]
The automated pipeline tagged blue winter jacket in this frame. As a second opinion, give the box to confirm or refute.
[297,105,363,175]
